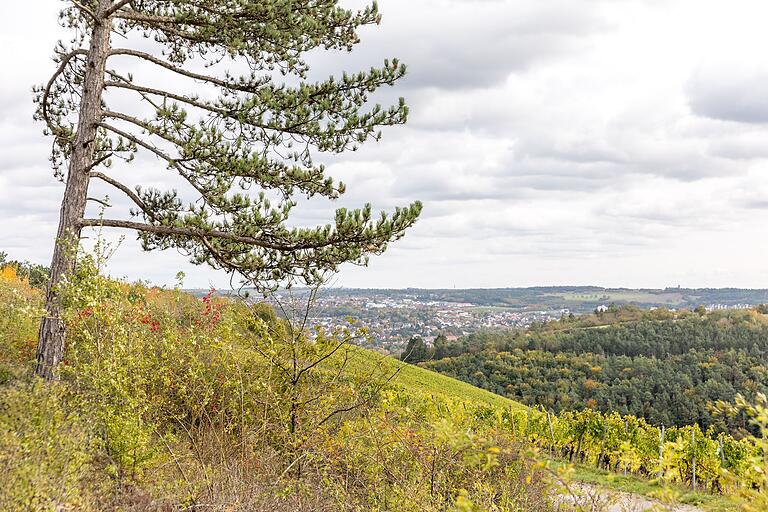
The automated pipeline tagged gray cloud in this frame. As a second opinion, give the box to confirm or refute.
[308,0,610,91]
[687,66,768,124]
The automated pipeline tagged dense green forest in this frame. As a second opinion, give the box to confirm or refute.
[407,306,768,434]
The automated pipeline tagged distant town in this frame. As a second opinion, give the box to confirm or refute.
[193,286,768,354]
[302,292,566,353]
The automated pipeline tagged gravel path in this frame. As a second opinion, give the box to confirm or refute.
[558,483,705,512]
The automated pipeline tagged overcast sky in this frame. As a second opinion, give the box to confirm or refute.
[2,0,768,289]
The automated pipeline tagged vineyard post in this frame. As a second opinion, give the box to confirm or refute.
[718,435,725,468]
[658,424,665,478]
[597,419,607,469]
[575,429,584,463]
[691,429,696,491]
[547,410,555,457]
[525,406,532,439]
[623,420,628,476]
[509,407,516,440]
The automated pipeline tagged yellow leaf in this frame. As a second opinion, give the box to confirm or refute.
[0,266,17,281]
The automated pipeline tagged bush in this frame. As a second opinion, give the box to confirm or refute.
[0,253,554,511]
[0,380,102,511]
[0,265,43,365]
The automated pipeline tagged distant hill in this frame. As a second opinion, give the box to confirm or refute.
[198,286,768,314]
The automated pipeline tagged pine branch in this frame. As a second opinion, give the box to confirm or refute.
[79,207,420,253]
[104,81,229,115]
[70,0,97,21]
[89,171,153,218]
[108,48,263,92]
[79,218,303,251]
[98,122,176,163]
[103,0,133,18]
[114,10,207,26]
[199,237,248,272]
[97,121,212,198]
[86,151,113,170]
[102,111,187,151]
[39,49,88,136]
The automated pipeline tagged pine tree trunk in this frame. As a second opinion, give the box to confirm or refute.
[35,8,112,380]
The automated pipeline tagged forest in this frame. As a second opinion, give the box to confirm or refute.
[407,306,768,435]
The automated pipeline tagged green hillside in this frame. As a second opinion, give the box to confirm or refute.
[373,349,528,411]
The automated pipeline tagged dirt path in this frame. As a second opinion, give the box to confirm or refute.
[559,483,704,512]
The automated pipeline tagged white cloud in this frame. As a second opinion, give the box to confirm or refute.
[3,0,768,289]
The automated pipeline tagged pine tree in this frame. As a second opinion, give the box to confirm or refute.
[33,0,422,379]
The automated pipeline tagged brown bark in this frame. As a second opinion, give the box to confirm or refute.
[35,3,113,379]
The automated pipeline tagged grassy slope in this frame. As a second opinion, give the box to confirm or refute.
[348,346,528,411]
[387,356,528,411]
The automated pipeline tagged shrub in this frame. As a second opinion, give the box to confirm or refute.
[0,265,43,365]
[0,380,101,511]
[0,252,554,511]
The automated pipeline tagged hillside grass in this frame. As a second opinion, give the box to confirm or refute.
[379,352,529,411]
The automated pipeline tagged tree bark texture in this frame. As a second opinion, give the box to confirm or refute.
[35,5,112,379]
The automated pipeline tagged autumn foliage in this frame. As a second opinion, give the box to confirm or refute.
[0,257,551,511]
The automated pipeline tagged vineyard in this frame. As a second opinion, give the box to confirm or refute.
[454,399,765,495]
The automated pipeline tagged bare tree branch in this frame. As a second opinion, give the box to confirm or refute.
[316,360,404,428]
[295,336,349,383]
[87,196,111,208]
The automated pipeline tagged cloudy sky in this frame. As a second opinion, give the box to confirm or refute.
[2,0,768,289]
